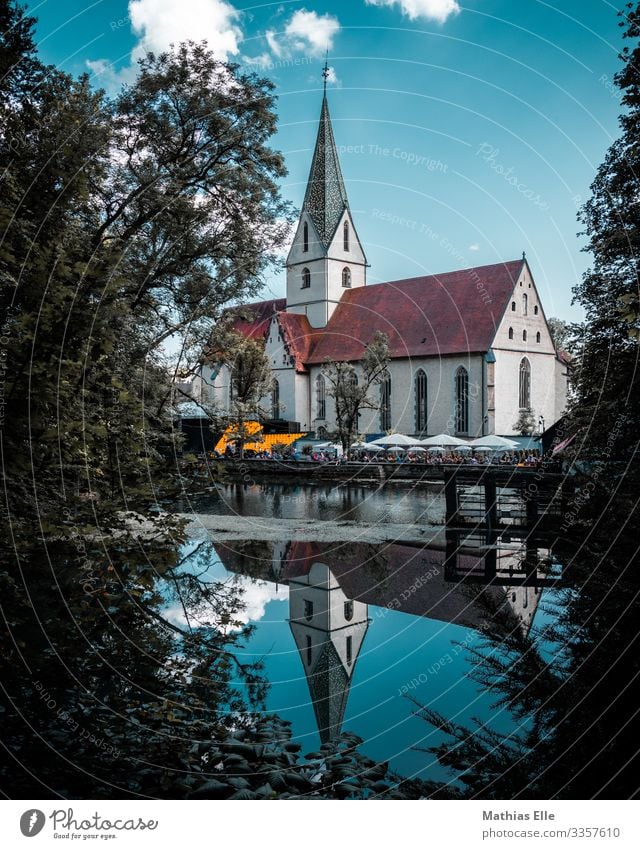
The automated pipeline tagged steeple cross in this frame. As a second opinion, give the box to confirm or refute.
[322,50,330,93]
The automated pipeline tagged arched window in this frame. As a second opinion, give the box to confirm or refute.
[342,266,351,288]
[523,329,527,342]
[271,379,280,419]
[344,600,354,621]
[511,301,516,311]
[519,357,531,409]
[380,371,391,431]
[508,327,514,340]
[315,374,326,419]
[303,221,309,253]
[534,305,539,315]
[301,267,310,288]
[455,366,469,434]
[415,369,428,433]
[536,331,541,343]
[522,293,528,315]
[343,220,350,251]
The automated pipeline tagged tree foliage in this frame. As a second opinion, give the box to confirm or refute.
[321,331,390,452]
[569,2,640,457]
[513,405,536,436]
[0,5,289,541]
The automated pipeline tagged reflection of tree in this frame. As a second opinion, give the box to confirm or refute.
[410,482,640,798]
[0,537,266,798]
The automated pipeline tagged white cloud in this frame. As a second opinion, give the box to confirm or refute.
[247,9,341,75]
[469,243,480,251]
[88,0,242,92]
[163,579,286,634]
[265,29,283,58]
[284,9,340,56]
[365,0,460,24]
[86,58,137,90]
[129,0,242,60]
[325,66,340,86]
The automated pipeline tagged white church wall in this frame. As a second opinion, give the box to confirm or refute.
[490,261,565,434]
[554,358,569,423]
[308,355,486,438]
[286,210,366,329]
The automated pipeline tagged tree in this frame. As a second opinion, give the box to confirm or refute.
[218,333,274,458]
[568,3,640,458]
[547,317,574,354]
[513,406,536,436]
[321,331,390,453]
[0,22,289,541]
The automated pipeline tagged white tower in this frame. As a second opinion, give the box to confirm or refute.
[286,68,367,329]
[288,561,369,743]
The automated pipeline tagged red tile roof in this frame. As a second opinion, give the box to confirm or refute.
[228,297,286,340]
[306,260,524,363]
[276,312,319,373]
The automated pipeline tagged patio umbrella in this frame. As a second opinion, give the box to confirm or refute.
[371,433,423,447]
[362,442,385,452]
[407,446,427,453]
[421,433,467,447]
[427,446,446,454]
[470,434,519,450]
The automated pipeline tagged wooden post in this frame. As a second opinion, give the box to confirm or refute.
[444,468,459,525]
[484,475,498,529]
[444,529,459,581]
[526,485,538,528]
[483,529,498,581]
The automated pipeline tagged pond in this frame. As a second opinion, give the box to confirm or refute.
[172,482,557,784]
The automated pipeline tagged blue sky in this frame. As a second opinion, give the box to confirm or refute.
[25,0,629,321]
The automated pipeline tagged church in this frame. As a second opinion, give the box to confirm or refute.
[190,83,569,441]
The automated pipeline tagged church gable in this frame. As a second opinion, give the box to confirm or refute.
[491,260,556,355]
[326,208,367,267]
[286,211,326,267]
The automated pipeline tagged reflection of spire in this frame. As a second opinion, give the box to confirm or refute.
[288,562,369,743]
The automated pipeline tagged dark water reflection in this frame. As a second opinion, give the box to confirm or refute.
[176,526,558,782]
[181,481,446,525]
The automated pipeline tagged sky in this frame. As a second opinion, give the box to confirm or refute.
[23,0,630,321]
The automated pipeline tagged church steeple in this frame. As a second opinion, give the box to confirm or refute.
[302,93,350,249]
[288,561,370,744]
[286,76,368,328]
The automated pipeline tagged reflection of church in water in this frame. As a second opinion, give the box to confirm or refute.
[217,537,550,743]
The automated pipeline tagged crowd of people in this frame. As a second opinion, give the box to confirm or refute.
[215,443,547,467]
[345,448,544,466]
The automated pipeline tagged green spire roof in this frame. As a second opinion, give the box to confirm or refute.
[302,95,350,248]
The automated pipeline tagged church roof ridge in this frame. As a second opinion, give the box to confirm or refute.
[302,94,351,248]
[305,258,525,363]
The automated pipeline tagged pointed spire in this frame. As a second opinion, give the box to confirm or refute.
[306,641,351,744]
[302,85,350,248]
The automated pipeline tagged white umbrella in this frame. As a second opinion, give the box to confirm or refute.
[472,446,494,453]
[470,434,518,449]
[362,442,385,452]
[372,433,423,447]
[421,433,467,447]
[456,444,473,452]
[427,446,446,454]
[407,446,427,453]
